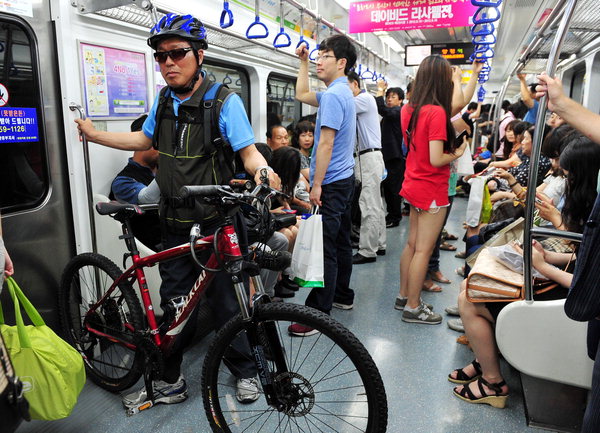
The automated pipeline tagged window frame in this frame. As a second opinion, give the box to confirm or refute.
[0,14,50,215]
[267,72,302,128]
[202,59,251,119]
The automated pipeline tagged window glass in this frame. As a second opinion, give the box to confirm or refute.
[0,19,48,213]
[203,61,250,117]
[570,66,585,104]
[267,74,301,130]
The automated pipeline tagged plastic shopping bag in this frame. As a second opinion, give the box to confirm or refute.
[291,211,324,288]
[0,277,85,420]
[455,147,474,176]
[465,176,486,227]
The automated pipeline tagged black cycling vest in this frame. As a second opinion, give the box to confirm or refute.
[153,79,235,233]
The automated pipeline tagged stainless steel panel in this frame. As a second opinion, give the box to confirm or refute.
[1,4,75,330]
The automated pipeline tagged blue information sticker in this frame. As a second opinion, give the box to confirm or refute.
[0,107,39,143]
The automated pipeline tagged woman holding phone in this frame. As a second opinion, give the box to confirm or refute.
[395,55,468,325]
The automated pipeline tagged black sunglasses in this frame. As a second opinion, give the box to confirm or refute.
[153,47,193,63]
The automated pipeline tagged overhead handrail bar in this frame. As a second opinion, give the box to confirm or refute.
[220,0,234,29]
[523,0,580,301]
[69,103,98,254]
[246,0,269,39]
[273,0,291,48]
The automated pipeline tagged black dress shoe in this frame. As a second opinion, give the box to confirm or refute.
[352,253,376,264]
[274,282,295,298]
[385,221,399,228]
[376,249,386,256]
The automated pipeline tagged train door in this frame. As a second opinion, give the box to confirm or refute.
[0,4,74,329]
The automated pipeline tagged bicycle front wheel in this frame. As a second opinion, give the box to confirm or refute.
[202,302,388,432]
[59,253,144,391]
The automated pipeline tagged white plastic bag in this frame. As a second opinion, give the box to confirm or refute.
[456,148,474,176]
[465,176,485,227]
[291,211,324,288]
[487,244,546,278]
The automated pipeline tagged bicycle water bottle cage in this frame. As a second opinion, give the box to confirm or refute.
[296,38,309,51]
[471,0,503,6]
[473,7,501,24]
[220,2,234,29]
[246,17,269,39]
[473,33,496,45]
[309,44,320,61]
[471,22,495,36]
[273,28,291,48]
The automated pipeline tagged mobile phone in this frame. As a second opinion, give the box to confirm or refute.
[282,209,297,214]
[535,198,543,204]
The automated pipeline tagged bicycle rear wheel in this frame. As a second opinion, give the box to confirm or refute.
[202,302,388,432]
[59,253,144,391]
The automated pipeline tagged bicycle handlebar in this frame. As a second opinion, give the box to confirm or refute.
[180,185,230,199]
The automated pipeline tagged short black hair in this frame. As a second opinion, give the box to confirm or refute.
[266,124,286,139]
[318,34,357,75]
[386,87,404,100]
[528,83,537,94]
[501,99,511,111]
[347,71,361,87]
[131,114,148,132]
[467,102,478,111]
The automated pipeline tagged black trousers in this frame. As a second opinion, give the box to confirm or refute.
[159,214,255,382]
[382,157,405,222]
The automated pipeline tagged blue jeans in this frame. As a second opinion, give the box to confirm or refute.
[305,176,355,313]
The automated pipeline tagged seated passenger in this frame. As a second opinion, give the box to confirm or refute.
[291,120,314,181]
[109,115,161,250]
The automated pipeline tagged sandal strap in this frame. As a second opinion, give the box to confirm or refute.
[478,377,507,396]
[472,360,482,375]
[452,359,482,381]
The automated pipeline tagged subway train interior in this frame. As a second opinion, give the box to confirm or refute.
[1,0,600,431]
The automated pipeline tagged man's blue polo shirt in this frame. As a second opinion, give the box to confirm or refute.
[142,78,254,152]
[523,99,539,124]
[310,76,356,186]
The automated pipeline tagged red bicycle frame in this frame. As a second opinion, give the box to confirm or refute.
[84,222,244,356]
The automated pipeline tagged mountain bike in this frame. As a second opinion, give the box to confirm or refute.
[58,178,388,432]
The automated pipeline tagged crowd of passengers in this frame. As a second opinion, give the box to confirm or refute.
[0,12,587,430]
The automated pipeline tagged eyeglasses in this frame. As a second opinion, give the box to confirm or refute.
[316,54,337,62]
[153,47,193,63]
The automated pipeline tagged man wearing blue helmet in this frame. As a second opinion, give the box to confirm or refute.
[75,13,278,410]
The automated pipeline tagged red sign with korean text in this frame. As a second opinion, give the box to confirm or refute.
[349,0,477,33]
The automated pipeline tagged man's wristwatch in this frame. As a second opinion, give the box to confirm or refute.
[255,165,274,174]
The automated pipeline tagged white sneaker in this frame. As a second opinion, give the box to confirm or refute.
[236,377,260,403]
[122,375,187,408]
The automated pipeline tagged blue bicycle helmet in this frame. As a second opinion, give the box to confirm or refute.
[148,13,208,50]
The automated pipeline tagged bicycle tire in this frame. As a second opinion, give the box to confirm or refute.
[202,302,388,432]
[59,253,144,392]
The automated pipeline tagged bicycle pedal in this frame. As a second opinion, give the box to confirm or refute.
[125,400,154,416]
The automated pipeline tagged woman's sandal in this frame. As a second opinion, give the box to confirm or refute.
[442,231,459,241]
[422,279,442,292]
[453,377,508,408]
[440,241,457,251]
[448,360,482,384]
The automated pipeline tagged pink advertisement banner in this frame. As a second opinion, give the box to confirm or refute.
[349,0,478,33]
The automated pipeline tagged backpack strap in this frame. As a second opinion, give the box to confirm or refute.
[203,82,235,180]
[152,86,171,150]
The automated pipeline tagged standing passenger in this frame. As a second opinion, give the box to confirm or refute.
[395,55,468,324]
[375,81,405,228]
[292,35,357,331]
[347,71,386,265]
[75,13,279,407]
[0,212,14,284]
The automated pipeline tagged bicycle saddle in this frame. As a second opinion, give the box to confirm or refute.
[96,201,144,221]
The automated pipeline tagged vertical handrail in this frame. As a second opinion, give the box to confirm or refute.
[490,79,508,157]
[69,103,98,255]
[523,0,579,301]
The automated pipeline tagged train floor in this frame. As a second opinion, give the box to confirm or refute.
[16,195,546,433]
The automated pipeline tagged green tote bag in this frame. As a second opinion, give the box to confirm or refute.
[0,277,85,420]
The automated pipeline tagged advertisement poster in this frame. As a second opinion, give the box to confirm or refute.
[349,0,478,33]
[80,43,148,118]
[0,0,33,17]
[0,107,39,143]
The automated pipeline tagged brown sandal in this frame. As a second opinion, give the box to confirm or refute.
[448,360,481,384]
[453,377,508,408]
[439,241,457,251]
